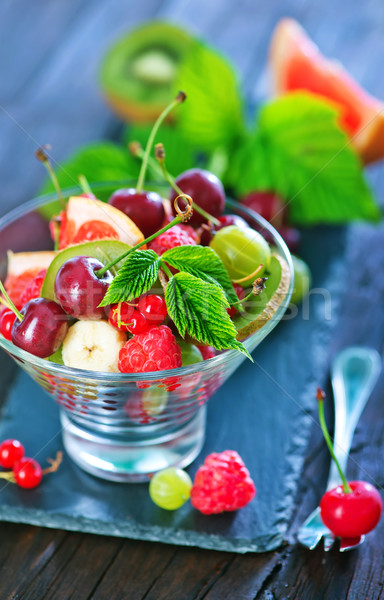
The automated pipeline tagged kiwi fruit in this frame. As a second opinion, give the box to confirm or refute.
[100,22,196,122]
[234,254,292,340]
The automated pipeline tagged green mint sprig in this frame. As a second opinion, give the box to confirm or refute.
[99,244,250,359]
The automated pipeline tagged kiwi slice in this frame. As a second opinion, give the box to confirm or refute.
[234,254,291,340]
[100,22,196,122]
[41,240,132,301]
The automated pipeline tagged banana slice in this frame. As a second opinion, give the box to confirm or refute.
[62,320,126,373]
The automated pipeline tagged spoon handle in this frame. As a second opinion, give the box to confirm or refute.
[326,347,381,491]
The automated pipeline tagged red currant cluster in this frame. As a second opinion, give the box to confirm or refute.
[108,294,168,335]
[0,439,62,489]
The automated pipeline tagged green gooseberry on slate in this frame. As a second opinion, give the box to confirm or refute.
[210,225,271,287]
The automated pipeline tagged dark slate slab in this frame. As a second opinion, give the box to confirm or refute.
[0,229,346,553]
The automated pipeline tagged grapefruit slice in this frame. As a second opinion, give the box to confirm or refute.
[57,196,145,250]
[4,251,56,308]
[269,18,384,164]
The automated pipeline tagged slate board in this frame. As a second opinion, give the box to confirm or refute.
[0,228,347,553]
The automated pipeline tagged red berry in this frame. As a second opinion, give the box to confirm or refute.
[0,439,25,468]
[109,302,136,331]
[227,284,246,318]
[119,325,182,374]
[148,224,196,257]
[127,310,151,335]
[191,450,256,515]
[138,295,167,324]
[170,169,225,226]
[320,481,383,538]
[108,188,165,238]
[13,457,43,489]
[0,309,17,341]
[19,269,47,306]
[241,191,285,227]
[197,346,216,360]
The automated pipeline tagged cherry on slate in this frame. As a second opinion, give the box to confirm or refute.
[317,388,383,539]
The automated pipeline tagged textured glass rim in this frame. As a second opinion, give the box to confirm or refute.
[0,181,294,381]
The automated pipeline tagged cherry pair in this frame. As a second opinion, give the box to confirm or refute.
[109,294,167,335]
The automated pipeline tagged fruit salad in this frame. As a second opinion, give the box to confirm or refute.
[0,93,292,387]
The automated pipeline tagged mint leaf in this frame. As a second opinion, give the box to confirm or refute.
[100,250,160,306]
[165,272,250,358]
[162,245,237,303]
[228,93,381,224]
[40,142,139,195]
[174,42,245,151]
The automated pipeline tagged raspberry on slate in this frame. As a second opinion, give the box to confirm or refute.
[191,450,256,515]
[118,325,182,374]
[148,224,197,257]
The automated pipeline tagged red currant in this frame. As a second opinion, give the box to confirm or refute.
[13,457,43,489]
[138,295,167,324]
[0,439,25,468]
[0,309,17,341]
[109,302,136,331]
[127,310,151,335]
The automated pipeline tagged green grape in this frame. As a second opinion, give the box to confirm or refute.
[178,341,203,366]
[149,467,192,510]
[291,255,311,304]
[210,225,271,287]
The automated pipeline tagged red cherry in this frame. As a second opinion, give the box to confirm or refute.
[54,256,113,320]
[127,310,151,335]
[320,481,383,538]
[108,188,165,238]
[138,295,167,324]
[13,457,43,489]
[241,191,286,227]
[217,215,249,231]
[11,299,69,358]
[170,169,225,226]
[108,302,136,331]
[0,439,25,468]
[0,309,17,341]
[277,226,301,253]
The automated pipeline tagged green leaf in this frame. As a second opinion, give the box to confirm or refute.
[165,272,250,358]
[40,142,140,195]
[228,93,381,225]
[123,123,201,177]
[162,245,237,303]
[174,42,245,151]
[100,250,160,306]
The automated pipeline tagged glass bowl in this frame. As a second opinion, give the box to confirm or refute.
[0,182,294,482]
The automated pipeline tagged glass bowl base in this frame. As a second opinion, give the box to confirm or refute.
[60,407,206,482]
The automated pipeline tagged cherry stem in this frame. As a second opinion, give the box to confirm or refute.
[129,142,164,179]
[317,388,352,494]
[155,143,221,226]
[78,174,93,197]
[0,281,24,322]
[96,215,183,278]
[42,450,63,475]
[0,471,16,483]
[136,91,186,194]
[35,146,65,209]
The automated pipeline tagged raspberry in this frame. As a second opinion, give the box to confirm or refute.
[118,325,182,374]
[19,269,47,305]
[148,224,196,256]
[191,450,256,515]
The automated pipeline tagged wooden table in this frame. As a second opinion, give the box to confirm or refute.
[1,1,384,598]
